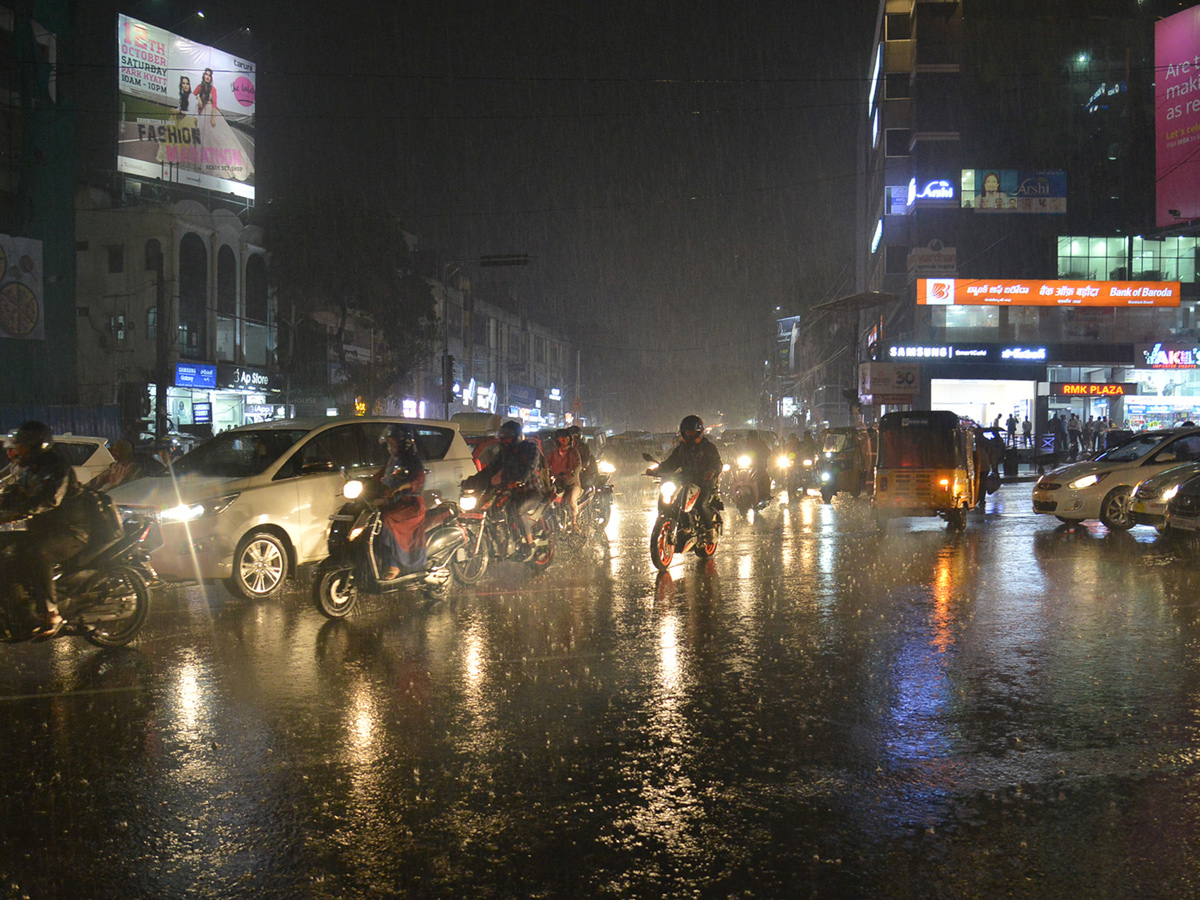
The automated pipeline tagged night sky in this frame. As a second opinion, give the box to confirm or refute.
[96,1,878,431]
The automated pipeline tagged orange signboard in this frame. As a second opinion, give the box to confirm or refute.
[917,278,1180,308]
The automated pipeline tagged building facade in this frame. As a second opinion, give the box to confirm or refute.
[856,0,1200,447]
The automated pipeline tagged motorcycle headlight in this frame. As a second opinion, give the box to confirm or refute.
[722,463,731,472]
[802,458,814,467]
[598,460,616,475]
[776,455,792,469]
[459,494,478,511]
[343,480,365,499]
[660,481,679,504]
[1067,472,1108,490]
[820,472,831,483]
[160,493,239,523]
[737,454,752,469]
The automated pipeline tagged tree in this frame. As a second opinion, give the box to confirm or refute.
[264,192,438,412]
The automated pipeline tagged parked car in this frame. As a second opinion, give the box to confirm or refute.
[1165,471,1200,534]
[109,417,475,600]
[1130,462,1200,532]
[1033,427,1200,530]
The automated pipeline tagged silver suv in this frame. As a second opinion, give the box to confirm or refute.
[110,417,473,599]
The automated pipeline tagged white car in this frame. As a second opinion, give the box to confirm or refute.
[1032,428,1200,530]
[109,417,474,600]
[52,435,115,484]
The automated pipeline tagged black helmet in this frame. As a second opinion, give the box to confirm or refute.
[381,423,416,452]
[6,420,53,452]
[567,425,582,437]
[554,428,572,444]
[679,415,704,439]
[498,420,523,442]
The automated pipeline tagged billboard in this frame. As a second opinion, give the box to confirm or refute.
[917,278,1180,308]
[960,169,1066,213]
[0,234,44,341]
[117,15,256,199]
[1156,6,1200,228]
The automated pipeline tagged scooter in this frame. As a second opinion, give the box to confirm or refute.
[0,510,159,647]
[727,452,772,516]
[643,453,723,571]
[313,477,469,618]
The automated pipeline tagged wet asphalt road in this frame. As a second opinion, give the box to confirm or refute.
[3,479,1200,899]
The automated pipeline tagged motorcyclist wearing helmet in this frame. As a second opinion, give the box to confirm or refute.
[649,415,723,535]
[739,429,773,500]
[375,424,428,580]
[462,420,544,559]
[0,422,92,638]
[546,428,582,529]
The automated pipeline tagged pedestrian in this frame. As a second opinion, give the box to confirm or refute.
[1022,416,1032,448]
[1006,413,1017,447]
[1083,417,1095,454]
[1067,413,1082,461]
[1051,413,1068,465]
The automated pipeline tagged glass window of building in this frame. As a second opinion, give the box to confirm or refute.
[884,128,911,157]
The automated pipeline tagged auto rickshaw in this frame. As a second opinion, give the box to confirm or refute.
[872,410,985,530]
[816,426,876,503]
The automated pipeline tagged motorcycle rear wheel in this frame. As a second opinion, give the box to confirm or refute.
[315,564,358,618]
[650,518,675,570]
[694,532,718,558]
[81,567,150,648]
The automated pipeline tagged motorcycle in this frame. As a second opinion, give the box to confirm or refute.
[591,461,616,528]
[0,511,159,647]
[643,453,723,571]
[726,452,772,516]
[452,483,557,585]
[313,477,469,618]
[789,453,818,499]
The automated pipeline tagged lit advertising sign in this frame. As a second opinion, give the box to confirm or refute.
[906,177,956,207]
[886,186,910,215]
[917,278,1181,308]
[1050,383,1138,397]
[1138,342,1200,369]
[886,344,1047,363]
[1156,7,1200,227]
[117,15,256,200]
[960,169,1067,213]
[174,362,217,388]
[0,233,44,341]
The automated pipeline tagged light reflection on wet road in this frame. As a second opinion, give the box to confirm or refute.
[3,480,1200,898]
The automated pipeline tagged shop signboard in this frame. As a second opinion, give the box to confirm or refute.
[1156,6,1200,227]
[1137,342,1200,369]
[859,362,920,397]
[1050,383,1138,397]
[918,278,1180,308]
[174,361,217,388]
[960,169,1067,213]
[117,15,256,199]
[906,177,957,208]
[192,401,212,424]
[886,343,1047,363]
[906,241,956,278]
[217,363,278,392]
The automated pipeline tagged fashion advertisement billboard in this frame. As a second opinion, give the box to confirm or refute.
[917,278,1180,308]
[959,170,1066,213]
[1156,6,1200,228]
[117,15,256,200]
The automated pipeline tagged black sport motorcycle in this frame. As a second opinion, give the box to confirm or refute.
[0,510,159,647]
[313,477,469,618]
[643,453,723,571]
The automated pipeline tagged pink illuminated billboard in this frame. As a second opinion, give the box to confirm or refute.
[117,15,256,200]
[1156,6,1200,228]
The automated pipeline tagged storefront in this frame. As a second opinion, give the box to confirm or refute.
[153,362,285,436]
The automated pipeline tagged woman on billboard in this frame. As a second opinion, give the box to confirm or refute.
[192,67,254,183]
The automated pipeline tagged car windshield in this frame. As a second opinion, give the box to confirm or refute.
[1093,433,1167,464]
[171,430,308,478]
[822,432,852,453]
[877,426,956,469]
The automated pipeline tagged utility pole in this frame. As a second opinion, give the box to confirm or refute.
[154,245,170,442]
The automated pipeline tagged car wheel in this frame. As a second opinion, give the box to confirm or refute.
[227,530,290,600]
[1099,486,1134,531]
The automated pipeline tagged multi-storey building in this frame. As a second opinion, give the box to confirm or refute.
[855,0,1200,443]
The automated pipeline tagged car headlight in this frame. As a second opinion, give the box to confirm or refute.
[459,494,478,511]
[343,480,365,499]
[1067,472,1108,490]
[660,480,679,504]
[737,454,752,469]
[722,463,731,472]
[598,460,616,475]
[775,455,792,469]
[1162,485,1180,503]
[160,493,239,522]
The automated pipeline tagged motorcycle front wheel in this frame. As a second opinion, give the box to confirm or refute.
[315,564,359,618]
[451,525,490,585]
[81,567,151,648]
[527,517,556,571]
[650,517,676,570]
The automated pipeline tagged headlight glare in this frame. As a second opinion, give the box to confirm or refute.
[160,494,238,522]
[598,460,616,475]
[1067,472,1107,490]
[459,494,478,511]
[660,481,679,504]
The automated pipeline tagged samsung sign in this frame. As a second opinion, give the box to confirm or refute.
[888,344,1048,363]
[907,177,957,207]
